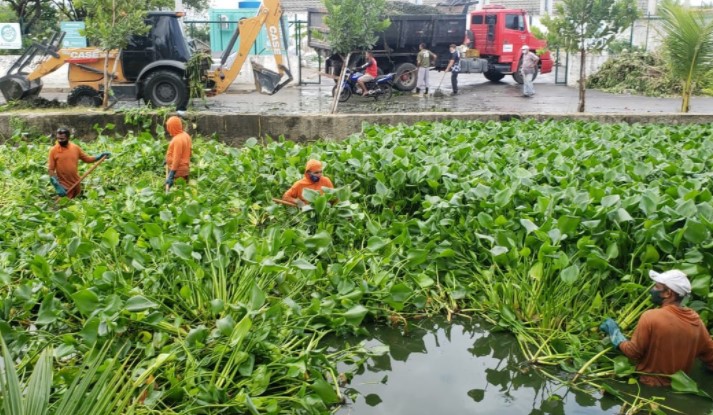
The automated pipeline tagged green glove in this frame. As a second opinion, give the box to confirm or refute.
[94,152,111,160]
[599,318,628,347]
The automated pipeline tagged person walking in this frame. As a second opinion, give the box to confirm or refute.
[520,45,539,97]
[599,269,713,387]
[444,44,461,96]
[282,159,334,207]
[48,127,110,198]
[165,116,192,190]
[415,43,436,95]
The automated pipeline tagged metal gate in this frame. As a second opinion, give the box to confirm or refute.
[553,47,568,85]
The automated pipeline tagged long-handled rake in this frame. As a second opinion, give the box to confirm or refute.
[433,71,447,97]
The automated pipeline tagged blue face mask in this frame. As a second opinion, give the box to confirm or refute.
[308,173,320,183]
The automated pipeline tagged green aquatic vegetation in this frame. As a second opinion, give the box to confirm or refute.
[1,119,712,413]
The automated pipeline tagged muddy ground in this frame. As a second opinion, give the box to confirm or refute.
[3,70,713,114]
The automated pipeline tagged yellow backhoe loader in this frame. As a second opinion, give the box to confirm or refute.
[0,0,292,109]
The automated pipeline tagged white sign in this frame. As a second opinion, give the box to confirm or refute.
[0,23,21,49]
[503,44,513,53]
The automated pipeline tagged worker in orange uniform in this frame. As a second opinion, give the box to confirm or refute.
[165,116,192,189]
[600,269,713,387]
[282,159,334,206]
[48,127,110,198]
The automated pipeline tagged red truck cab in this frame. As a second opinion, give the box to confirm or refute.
[469,5,552,81]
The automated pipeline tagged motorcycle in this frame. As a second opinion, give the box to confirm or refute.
[332,69,395,102]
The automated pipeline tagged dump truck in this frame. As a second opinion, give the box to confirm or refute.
[0,0,292,108]
[308,3,552,91]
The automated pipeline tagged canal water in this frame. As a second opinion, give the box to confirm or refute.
[334,317,713,414]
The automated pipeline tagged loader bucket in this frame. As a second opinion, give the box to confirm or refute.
[251,62,293,95]
[0,74,43,102]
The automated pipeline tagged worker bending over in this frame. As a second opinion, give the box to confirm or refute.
[600,269,713,386]
[165,116,192,190]
[282,159,334,206]
[48,127,110,198]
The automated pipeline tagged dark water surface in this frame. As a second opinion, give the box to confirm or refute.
[333,317,713,415]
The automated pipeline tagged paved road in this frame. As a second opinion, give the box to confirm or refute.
[5,72,713,115]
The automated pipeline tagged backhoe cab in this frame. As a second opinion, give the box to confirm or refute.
[0,0,292,108]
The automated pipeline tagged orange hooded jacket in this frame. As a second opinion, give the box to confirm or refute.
[282,159,334,203]
[165,116,192,178]
[619,304,713,386]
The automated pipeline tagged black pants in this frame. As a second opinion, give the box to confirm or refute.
[451,71,459,93]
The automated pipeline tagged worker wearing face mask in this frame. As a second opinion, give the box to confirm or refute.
[48,127,110,198]
[599,269,713,387]
[282,159,334,206]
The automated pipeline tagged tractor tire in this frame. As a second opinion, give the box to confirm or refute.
[393,62,417,91]
[483,69,505,82]
[67,86,102,107]
[143,70,189,109]
[512,66,538,84]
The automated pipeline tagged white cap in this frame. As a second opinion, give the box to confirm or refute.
[521,45,530,50]
[649,269,691,297]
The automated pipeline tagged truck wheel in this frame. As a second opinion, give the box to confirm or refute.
[484,69,505,82]
[67,86,102,107]
[143,70,189,109]
[513,66,538,84]
[393,63,417,91]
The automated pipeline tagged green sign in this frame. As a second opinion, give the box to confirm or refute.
[61,21,87,48]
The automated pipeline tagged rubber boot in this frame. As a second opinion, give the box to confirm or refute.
[424,88,429,95]
[414,88,420,94]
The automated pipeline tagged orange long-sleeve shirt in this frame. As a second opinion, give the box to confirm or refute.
[619,304,713,387]
[165,117,192,178]
[48,142,97,198]
[282,176,334,203]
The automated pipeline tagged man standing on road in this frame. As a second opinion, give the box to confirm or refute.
[599,269,713,387]
[48,127,110,198]
[357,51,378,97]
[282,159,334,207]
[520,45,539,97]
[444,44,461,96]
[415,43,436,95]
[165,116,192,190]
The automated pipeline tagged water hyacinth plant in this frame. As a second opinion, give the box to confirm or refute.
[0,119,712,413]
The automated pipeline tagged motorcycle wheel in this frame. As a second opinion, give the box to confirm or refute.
[331,85,352,102]
[375,84,393,100]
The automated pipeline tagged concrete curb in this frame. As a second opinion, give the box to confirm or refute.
[1,111,712,145]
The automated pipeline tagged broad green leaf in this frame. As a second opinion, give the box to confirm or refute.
[670,371,711,398]
[490,246,508,257]
[520,219,539,234]
[684,220,709,244]
[601,195,620,208]
[101,228,120,249]
[343,305,369,326]
[230,315,253,347]
[305,230,331,249]
[367,236,389,251]
[310,378,340,404]
[71,289,99,316]
[170,242,193,260]
[389,283,412,302]
[292,258,317,270]
[125,295,158,312]
[413,273,434,289]
[560,265,579,284]
[249,284,266,310]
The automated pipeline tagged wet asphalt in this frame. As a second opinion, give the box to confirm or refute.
[9,72,713,114]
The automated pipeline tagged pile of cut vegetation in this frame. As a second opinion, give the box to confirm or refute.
[588,51,681,97]
[385,1,441,14]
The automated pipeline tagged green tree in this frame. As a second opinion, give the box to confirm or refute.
[658,0,713,112]
[322,0,390,113]
[542,0,639,112]
[77,0,150,108]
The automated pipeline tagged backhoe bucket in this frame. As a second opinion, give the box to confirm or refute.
[251,62,293,95]
[0,31,63,102]
[0,74,43,101]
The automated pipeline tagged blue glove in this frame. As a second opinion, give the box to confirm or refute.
[50,177,67,197]
[94,152,111,160]
[599,318,628,347]
[165,170,176,187]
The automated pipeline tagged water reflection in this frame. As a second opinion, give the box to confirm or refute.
[333,317,713,415]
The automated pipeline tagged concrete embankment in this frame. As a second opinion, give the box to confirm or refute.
[1,111,712,144]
